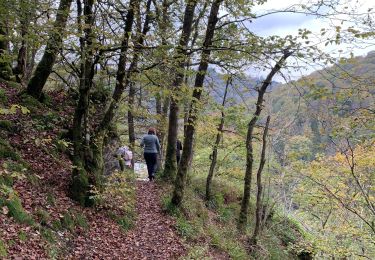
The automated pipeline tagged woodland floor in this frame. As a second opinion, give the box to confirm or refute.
[0,82,186,259]
[68,181,186,259]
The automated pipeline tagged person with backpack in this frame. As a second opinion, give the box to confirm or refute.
[117,145,133,171]
[140,127,160,181]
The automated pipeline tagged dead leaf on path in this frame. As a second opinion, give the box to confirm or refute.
[2,206,9,215]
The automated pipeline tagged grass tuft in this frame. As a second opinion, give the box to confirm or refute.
[0,239,7,258]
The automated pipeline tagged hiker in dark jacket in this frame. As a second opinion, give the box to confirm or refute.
[140,127,161,181]
[176,139,182,164]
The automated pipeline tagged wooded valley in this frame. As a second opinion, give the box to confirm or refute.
[0,0,374,259]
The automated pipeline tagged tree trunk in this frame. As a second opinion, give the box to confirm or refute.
[128,0,152,163]
[70,0,96,206]
[96,0,137,135]
[71,0,138,206]
[238,51,292,231]
[206,76,231,202]
[171,0,223,207]
[163,0,197,180]
[249,115,270,246]
[0,8,12,80]
[26,0,73,99]
[183,1,208,138]
[155,0,171,169]
[13,0,31,83]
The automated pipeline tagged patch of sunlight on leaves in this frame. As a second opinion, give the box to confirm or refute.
[0,104,30,115]
[182,245,210,260]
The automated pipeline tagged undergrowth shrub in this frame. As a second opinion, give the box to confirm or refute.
[0,162,33,225]
[181,245,209,260]
[61,211,75,231]
[18,230,27,241]
[0,88,7,103]
[35,208,50,226]
[0,194,34,225]
[20,93,42,113]
[93,170,136,232]
[0,120,13,132]
[0,138,20,160]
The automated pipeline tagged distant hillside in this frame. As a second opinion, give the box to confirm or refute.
[205,68,281,105]
[268,50,375,158]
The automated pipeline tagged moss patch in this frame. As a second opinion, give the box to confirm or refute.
[19,93,42,113]
[0,138,20,160]
[0,120,14,132]
[70,167,90,206]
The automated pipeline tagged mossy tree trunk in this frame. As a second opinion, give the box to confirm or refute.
[71,0,97,206]
[26,0,73,100]
[171,0,223,207]
[238,51,292,232]
[163,0,197,181]
[72,0,138,205]
[71,0,138,206]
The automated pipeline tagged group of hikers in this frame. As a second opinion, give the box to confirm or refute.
[116,127,182,181]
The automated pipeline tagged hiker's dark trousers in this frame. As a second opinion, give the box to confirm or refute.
[144,152,158,180]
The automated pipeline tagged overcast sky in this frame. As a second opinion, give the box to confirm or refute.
[247,0,375,80]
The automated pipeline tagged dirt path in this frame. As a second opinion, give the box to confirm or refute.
[121,181,185,259]
[69,181,185,259]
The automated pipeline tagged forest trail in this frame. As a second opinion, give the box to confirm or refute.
[68,180,186,259]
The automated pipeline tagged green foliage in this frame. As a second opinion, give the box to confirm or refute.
[0,194,34,225]
[20,93,42,113]
[0,88,7,103]
[0,120,14,132]
[181,245,209,260]
[35,208,50,226]
[70,167,90,206]
[18,230,27,241]
[0,79,21,89]
[46,192,56,206]
[61,211,75,231]
[0,60,13,80]
[40,227,56,243]
[161,195,181,217]
[90,84,111,104]
[94,170,136,232]
[176,217,196,239]
[286,135,314,162]
[0,138,20,160]
[116,214,135,232]
[0,104,30,115]
[74,211,89,230]
[0,160,33,225]
[32,112,59,131]
[271,216,301,246]
[55,139,71,153]
[0,239,7,258]
[49,209,89,232]
[51,219,63,231]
